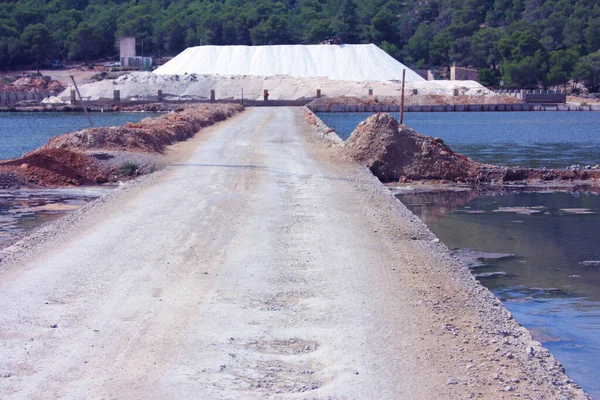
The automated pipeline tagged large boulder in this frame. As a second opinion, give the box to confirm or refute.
[343,113,482,182]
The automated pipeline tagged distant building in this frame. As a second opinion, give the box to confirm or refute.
[450,65,478,81]
[119,36,152,69]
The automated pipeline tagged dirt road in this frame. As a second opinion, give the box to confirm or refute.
[0,108,587,399]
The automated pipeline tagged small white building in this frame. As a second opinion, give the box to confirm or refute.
[119,37,152,69]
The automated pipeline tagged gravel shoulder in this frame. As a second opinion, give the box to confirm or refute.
[0,107,588,399]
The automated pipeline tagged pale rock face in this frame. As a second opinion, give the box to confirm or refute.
[154,44,426,83]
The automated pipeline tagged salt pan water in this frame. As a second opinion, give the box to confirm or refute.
[0,112,160,160]
[317,112,600,168]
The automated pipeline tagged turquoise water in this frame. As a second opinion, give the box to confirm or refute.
[0,112,160,160]
[396,190,600,398]
[317,112,600,168]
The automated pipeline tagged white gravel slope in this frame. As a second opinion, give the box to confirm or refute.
[154,44,425,83]
[0,108,587,399]
[62,72,487,101]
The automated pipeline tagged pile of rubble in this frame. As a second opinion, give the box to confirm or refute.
[45,104,244,153]
[342,113,600,185]
[0,103,243,187]
[0,75,64,92]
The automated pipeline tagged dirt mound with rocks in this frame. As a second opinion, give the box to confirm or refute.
[0,148,104,187]
[0,103,243,188]
[344,113,485,182]
[342,112,600,185]
[45,103,244,153]
[0,75,64,92]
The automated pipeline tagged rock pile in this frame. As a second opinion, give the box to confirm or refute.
[344,113,484,182]
[0,149,104,187]
[45,104,244,153]
[0,103,243,188]
[308,94,523,108]
[342,112,600,185]
[0,75,64,92]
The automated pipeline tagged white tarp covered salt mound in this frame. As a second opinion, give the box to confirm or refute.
[154,44,426,83]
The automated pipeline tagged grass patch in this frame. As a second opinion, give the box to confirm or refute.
[120,161,138,176]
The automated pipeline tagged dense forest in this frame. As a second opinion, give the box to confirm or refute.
[1,0,600,90]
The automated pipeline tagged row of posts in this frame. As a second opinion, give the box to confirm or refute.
[107,87,431,104]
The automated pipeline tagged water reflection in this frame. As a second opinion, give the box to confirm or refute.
[0,188,106,249]
[396,189,600,398]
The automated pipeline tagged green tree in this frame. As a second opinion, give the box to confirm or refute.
[546,49,579,88]
[573,50,600,92]
[478,68,500,86]
[429,30,452,66]
[470,27,503,69]
[403,22,433,65]
[585,18,600,53]
[330,0,360,43]
[21,23,55,72]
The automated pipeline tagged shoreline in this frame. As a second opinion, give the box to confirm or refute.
[0,103,244,189]
[0,107,589,398]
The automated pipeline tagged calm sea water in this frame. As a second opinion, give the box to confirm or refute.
[317,111,600,396]
[317,112,600,168]
[395,190,600,398]
[0,112,160,160]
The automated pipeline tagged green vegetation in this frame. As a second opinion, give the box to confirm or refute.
[120,161,137,176]
[1,0,600,90]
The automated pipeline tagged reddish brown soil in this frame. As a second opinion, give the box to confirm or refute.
[0,76,64,92]
[0,149,104,187]
[0,103,244,188]
[45,104,244,153]
[341,113,600,185]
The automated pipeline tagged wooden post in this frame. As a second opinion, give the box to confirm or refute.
[317,89,321,98]
[71,74,94,127]
[263,90,269,101]
[368,88,373,97]
[70,88,76,105]
[157,90,163,102]
[210,90,215,101]
[400,69,406,124]
[113,89,120,104]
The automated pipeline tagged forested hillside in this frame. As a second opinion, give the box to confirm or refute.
[1,0,600,90]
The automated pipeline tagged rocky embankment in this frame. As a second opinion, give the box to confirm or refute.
[308,94,523,108]
[339,112,600,186]
[0,75,64,92]
[0,103,243,188]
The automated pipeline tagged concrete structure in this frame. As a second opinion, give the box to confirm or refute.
[120,37,136,67]
[0,90,59,105]
[451,66,479,81]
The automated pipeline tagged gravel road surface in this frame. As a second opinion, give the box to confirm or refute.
[0,107,588,399]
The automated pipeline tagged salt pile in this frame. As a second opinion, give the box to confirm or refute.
[154,44,425,83]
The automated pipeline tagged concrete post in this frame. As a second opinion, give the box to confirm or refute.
[113,90,120,104]
[70,88,76,105]
[263,90,269,101]
[157,90,163,102]
[210,90,215,101]
[316,89,321,98]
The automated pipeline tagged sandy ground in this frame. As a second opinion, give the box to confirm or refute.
[36,68,99,88]
[0,108,587,399]
[59,72,492,102]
